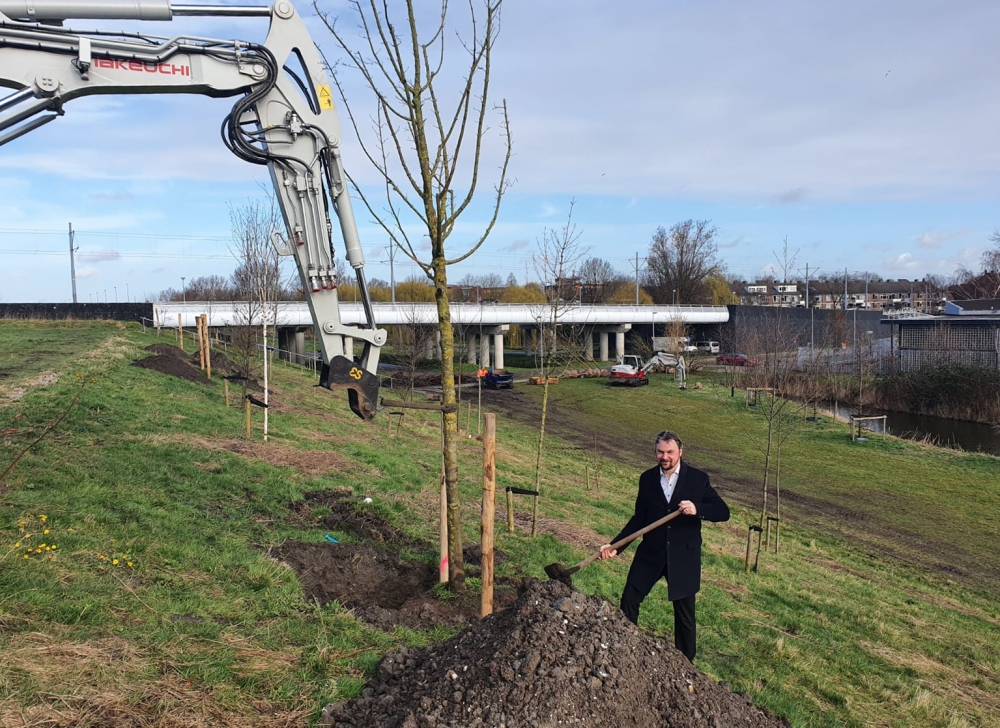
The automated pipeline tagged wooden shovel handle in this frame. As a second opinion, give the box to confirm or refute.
[573,509,684,571]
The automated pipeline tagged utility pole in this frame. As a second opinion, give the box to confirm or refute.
[630,252,643,305]
[381,243,397,303]
[68,223,78,303]
[803,263,812,349]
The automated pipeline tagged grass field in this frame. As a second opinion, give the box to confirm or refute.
[1,321,998,727]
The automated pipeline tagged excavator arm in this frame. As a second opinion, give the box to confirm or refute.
[0,0,387,419]
[642,352,686,387]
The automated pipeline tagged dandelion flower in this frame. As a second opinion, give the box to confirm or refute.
[40,515,47,522]
[112,559,119,565]
[23,554,28,559]
[43,529,49,535]
[14,542,20,548]
[127,561,133,567]
[51,544,57,550]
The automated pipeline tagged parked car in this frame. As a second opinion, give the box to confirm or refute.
[716,352,757,366]
[696,341,720,354]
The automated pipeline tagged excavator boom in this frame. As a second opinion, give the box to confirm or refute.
[0,0,387,419]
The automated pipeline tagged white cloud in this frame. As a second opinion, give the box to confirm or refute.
[501,239,530,253]
[914,229,969,249]
[885,253,920,272]
[78,249,122,264]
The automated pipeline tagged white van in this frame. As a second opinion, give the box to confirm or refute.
[696,341,720,354]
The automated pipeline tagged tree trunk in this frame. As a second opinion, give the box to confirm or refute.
[434,261,465,590]
[531,377,550,537]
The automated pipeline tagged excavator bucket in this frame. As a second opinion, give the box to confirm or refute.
[320,356,381,422]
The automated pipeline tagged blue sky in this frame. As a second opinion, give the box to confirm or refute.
[1,0,998,302]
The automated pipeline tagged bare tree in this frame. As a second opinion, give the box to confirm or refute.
[529,201,588,536]
[397,304,437,401]
[718,309,808,570]
[229,197,285,440]
[952,233,1000,300]
[317,0,512,590]
[577,257,628,304]
[771,237,799,284]
[644,220,722,304]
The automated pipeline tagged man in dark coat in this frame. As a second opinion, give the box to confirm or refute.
[599,430,730,661]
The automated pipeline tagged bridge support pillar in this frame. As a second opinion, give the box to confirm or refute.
[294,330,306,365]
[480,334,491,369]
[467,331,478,364]
[594,324,631,362]
[584,330,594,361]
[493,332,505,370]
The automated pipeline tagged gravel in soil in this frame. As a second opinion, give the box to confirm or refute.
[320,579,790,728]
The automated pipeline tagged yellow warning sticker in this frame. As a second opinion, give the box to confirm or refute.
[318,85,333,110]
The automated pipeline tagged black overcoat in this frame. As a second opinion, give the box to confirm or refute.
[612,461,730,601]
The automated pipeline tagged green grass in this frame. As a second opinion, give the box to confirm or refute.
[1,322,999,727]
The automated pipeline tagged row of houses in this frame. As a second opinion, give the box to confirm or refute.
[733,279,949,313]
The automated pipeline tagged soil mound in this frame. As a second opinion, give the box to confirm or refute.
[137,344,246,385]
[321,580,789,728]
[143,343,188,357]
[132,354,213,384]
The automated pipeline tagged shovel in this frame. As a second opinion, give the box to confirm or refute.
[544,509,684,586]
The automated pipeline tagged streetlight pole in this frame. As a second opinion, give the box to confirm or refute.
[181,277,186,304]
[114,286,117,303]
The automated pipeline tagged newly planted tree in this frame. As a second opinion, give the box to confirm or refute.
[529,201,588,536]
[317,0,512,589]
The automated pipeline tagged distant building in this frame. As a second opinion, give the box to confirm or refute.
[884,298,1000,372]
[731,278,949,313]
[732,280,803,307]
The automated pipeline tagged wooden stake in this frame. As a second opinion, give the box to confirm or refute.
[177,314,183,350]
[224,378,229,407]
[203,314,212,379]
[244,397,252,438]
[506,488,515,534]
[481,413,496,618]
[439,412,448,584]
[200,314,205,371]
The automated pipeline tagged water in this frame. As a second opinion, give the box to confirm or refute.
[818,402,1000,455]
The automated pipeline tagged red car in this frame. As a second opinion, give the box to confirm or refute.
[716,353,757,366]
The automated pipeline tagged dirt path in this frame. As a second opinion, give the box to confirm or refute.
[476,387,1000,595]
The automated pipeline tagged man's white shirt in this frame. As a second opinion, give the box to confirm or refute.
[660,463,680,504]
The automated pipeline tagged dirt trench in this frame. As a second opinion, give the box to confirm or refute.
[276,489,523,631]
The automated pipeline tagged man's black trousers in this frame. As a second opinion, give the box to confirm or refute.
[620,581,697,661]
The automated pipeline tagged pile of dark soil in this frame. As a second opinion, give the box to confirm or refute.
[321,580,789,728]
[133,343,250,387]
[132,353,213,384]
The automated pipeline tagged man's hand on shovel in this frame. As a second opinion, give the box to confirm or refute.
[600,500,698,560]
[545,502,698,586]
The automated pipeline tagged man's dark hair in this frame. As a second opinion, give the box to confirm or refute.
[654,430,683,450]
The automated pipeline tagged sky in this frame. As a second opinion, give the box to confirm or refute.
[1,0,998,303]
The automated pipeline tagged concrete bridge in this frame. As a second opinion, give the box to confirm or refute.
[153,301,729,368]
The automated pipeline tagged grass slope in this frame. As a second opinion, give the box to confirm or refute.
[0,322,997,727]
